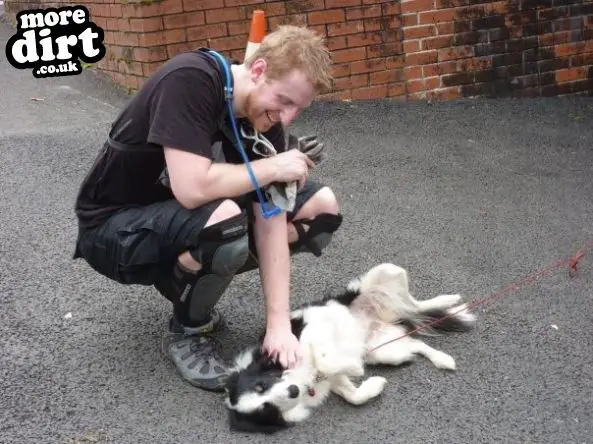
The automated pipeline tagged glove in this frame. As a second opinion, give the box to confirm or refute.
[266,133,326,212]
[287,134,327,165]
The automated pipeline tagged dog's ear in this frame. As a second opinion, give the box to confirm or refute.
[228,408,288,434]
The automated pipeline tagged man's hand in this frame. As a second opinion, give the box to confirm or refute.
[269,149,315,185]
[261,322,302,369]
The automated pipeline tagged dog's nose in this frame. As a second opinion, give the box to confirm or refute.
[287,385,300,399]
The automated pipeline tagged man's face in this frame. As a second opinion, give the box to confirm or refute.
[243,59,316,132]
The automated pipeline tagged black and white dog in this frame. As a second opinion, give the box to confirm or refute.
[223,263,477,433]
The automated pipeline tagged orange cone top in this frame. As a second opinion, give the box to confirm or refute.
[248,10,266,43]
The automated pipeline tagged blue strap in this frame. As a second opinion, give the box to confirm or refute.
[205,49,282,220]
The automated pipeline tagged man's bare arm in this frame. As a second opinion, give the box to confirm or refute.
[252,201,291,327]
[163,147,279,209]
[252,201,302,367]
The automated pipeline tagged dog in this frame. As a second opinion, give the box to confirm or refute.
[223,263,477,433]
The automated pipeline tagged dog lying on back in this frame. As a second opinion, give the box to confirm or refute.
[223,263,477,433]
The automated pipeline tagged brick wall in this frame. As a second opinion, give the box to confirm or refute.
[4,0,593,99]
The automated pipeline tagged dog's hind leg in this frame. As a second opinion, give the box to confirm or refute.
[329,374,387,406]
[414,294,463,312]
[365,325,456,370]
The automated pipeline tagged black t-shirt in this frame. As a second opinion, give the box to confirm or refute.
[74,48,286,231]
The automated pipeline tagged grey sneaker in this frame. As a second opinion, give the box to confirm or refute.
[162,311,228,392]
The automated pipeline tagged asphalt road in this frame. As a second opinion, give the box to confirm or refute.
[2,19,593,444]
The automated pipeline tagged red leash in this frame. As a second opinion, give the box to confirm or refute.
[367,239,592,354]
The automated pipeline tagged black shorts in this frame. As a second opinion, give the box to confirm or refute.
[75,180,326,286]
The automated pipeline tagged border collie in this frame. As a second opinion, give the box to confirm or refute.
[223,263,477,433]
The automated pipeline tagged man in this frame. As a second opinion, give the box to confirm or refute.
[73,25,343,392]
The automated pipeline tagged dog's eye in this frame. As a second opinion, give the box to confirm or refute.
[254,382,267,393]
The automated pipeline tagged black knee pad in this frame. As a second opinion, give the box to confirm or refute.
[154,210,250,326]
[290,212,343,257]
[188,210,250,276]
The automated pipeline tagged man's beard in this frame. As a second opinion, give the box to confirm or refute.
[244,91,275,132]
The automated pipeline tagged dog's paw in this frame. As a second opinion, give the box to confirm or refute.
[437,294,463,307]
[433,352,456,370]
[359,376,387,400]
[448,303,477,325]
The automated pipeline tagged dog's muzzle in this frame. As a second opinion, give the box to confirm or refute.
[288,384,300,399]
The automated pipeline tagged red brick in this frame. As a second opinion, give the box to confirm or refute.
[327,20,365,36]
[370,69,405,84]
[134,46,168,63]
[269,14,307,29]
[403,25,437,39]
[382,2,400,15]
[539,31,571,47]
[259,2,287,16]
[345,5,381,20]
[423,61,456,77]
[206,7,245,23]
[403,40,420,53]
[439,45,473,61]
[327,36,348,50]
[555,67,588,83]
[118,18,131,33]
[224,0,264,6]
[427,85,461,100]
[308,9,345,25]
[419,9,457,25]
[425,76,441,90]
[309,24,328,36]
[404,66,422,80]
[401,0,436,14]
[136,0,183,18]
[138,29,186,47]
[333,74,369,90]
[227,19,251,36]
[285,0,324,14]
[350,58,386,74]
[186,23,228,40]
[209,35,248,51]
[326,0,362,7]
[386,55,406,69]
[331,63,351,78]
[142,61,164,77]
[183,0,224,11]
[332,47,367,63]
[422,35,455,50]
[407,79,426,93]
[163,11,204,29]
[406,50,438,65]
[167,42,198,58]
[388,82,406,97]
[402,13,418,26]
[318,90,352,101]
[352,84,388,99]
[346,32,382,48]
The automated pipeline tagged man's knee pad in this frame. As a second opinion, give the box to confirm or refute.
[290,213,343,257]
[155,211,250,325]
[189,210,250,276]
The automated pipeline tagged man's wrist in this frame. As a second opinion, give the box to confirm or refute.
[266,309,291,330]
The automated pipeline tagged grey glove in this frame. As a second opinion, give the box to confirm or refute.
[266,133,326,213]
[287,134,327,165]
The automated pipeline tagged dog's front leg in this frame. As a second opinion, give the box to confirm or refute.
[329,374,387,406]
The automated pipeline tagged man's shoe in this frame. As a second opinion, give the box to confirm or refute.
[162,312,228,392]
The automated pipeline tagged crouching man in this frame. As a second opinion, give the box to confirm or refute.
[72,25,343,392]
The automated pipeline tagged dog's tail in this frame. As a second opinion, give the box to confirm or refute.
[346,263,476,334]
